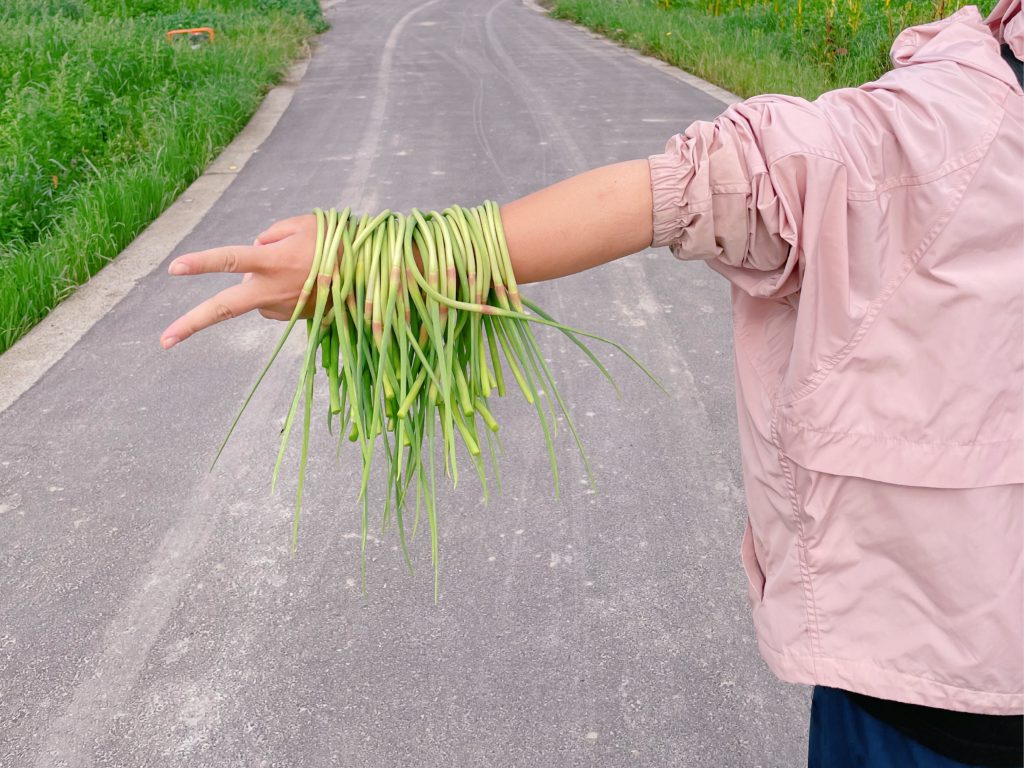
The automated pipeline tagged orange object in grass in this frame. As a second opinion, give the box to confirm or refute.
[166,27,215,44]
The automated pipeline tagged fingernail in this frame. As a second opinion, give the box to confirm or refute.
[169,262,189,276]
[161,336,179,350]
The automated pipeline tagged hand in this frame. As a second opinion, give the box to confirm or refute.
[160,214,322,349]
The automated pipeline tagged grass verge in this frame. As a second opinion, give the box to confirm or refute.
[0,0,324,355]
[549,0,997,100]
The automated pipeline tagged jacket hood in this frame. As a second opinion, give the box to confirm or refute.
[891,4,1022,91]
[987,0,1023,59]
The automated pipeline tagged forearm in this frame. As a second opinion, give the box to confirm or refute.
[500,159,653,284]
[161,160,655,347]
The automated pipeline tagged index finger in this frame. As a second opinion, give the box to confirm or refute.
[160,281,260,349]
[168,244,271,277]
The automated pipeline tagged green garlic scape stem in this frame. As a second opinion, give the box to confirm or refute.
[214,202,661,599]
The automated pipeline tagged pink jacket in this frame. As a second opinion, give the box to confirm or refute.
[649,2,1023,714]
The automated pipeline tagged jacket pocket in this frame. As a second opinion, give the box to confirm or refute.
[741,518,766,603]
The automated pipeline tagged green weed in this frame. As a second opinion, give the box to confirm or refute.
[0,0,322,354]
[551,0,996,99]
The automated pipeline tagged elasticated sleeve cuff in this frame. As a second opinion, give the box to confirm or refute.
[647,96,846,300]
[647,125,720,261]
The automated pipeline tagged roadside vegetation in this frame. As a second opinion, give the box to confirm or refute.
[0,0,323,355]
[550,0,997,99]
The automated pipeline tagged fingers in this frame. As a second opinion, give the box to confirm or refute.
[255,215,310,245]
[167,244,271,278]
[162,214,318,348]
[160,282,261,349]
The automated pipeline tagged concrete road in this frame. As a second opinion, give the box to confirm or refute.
[0,1,810,765]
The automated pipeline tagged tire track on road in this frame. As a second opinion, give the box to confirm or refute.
[31,480,220,768]
[336,0,442,212]
[483,0,590,177]
[436,47,514,195]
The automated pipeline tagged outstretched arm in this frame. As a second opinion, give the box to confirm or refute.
[498,159,653,283]
[159,159,653,349]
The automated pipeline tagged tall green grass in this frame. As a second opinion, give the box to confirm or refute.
[0,0,323,355]
[551,0,997,99]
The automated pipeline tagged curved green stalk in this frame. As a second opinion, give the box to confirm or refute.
[227,204,663,597]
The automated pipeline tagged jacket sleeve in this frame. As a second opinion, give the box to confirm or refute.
[649,96,846,299]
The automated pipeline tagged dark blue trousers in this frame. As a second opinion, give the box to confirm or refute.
[808,686,979,767]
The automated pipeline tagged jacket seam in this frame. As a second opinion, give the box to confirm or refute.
[846,137,998,199]
[776,417,1022,449]
[777,102,1006,407]
[770,413,823,674]
[765,145,845,168]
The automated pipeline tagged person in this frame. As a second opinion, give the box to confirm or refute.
[160,1,1024,765]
